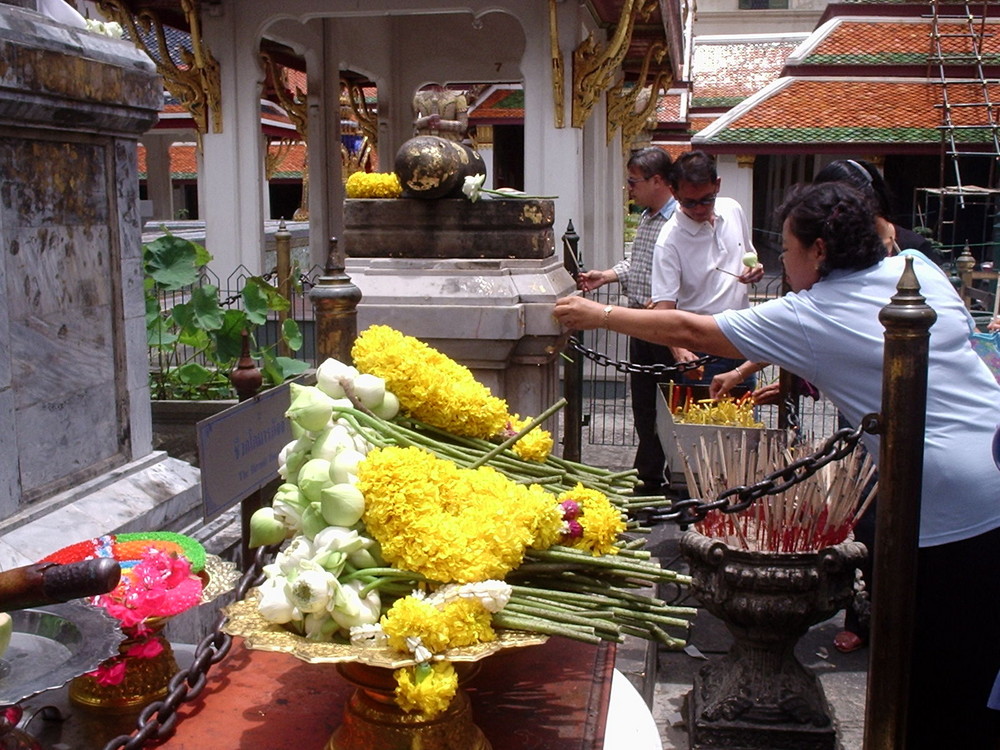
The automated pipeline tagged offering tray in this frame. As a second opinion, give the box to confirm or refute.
[0,600,123,705]
[223,589,547,669]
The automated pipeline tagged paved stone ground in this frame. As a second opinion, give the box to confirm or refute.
[580,401,868,750]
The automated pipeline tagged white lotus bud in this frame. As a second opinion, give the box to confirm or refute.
[352,373,386,410]
[257,576,296,624]
[297,458,333,503]
[371,391,401,421]
[311,424,355,462]
[285,383,336,432]
[320,483,366,527]
[316,358,359,399]
[287,561,334,614]
[330,449,365,484]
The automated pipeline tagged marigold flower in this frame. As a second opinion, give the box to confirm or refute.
[358,446,564,581]
[556,484,626,556]
[352,326,510,439]
[507,414,554,462]
[394,662,458,717]
[345,171,402,199]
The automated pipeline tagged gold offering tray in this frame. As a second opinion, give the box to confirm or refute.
[223,589,548,669]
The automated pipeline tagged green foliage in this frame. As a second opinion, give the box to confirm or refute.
[145,233,309,400]
[624,209,640,244]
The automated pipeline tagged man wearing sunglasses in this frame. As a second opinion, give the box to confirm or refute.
[651,150,764,384]
[576,147,677,497]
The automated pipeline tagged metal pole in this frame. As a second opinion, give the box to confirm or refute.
[562,220,583,462]
[275,219,292,358]
[308,236,362,364]
[864,257,936,749]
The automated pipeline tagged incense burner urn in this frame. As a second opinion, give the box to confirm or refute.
[680,531,866,750]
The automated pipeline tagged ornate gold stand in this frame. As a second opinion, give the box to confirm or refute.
[328,662,490,750]
[67,629,177,713]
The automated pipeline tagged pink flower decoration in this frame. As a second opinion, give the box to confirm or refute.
[92,547,203,628]
[126,637,164,660]
[560,500,582,521]
[92,660,127,687]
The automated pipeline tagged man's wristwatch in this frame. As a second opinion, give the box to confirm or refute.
[602,305,613,327]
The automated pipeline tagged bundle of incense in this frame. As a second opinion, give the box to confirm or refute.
[681,431,876,553]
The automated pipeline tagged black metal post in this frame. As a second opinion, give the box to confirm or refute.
[864,257,936,749]
[562,220,583,462]
[309,237,363,364]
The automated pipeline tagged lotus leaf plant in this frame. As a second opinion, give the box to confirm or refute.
[144,233,309,399]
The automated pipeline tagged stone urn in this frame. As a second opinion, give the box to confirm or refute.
[680,530,866,750]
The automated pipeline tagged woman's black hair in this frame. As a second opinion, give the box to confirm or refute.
[813,158,892,218]
[777,182,886,276]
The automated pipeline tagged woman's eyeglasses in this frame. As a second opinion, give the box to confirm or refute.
[678,194,718,209]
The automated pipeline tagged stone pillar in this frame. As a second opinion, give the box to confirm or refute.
[0,2,200,566]
[142,133,175,221]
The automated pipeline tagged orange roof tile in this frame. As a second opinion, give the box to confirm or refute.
[797,18,1000,66]
[469,87,524,123]
[692,38,804,107]
[696,77,1000,147]
[656,92,683,123]
[138,142,309,179]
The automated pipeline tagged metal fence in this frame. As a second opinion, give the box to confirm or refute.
[577,277,841,448]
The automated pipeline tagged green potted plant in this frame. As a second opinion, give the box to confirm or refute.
[145,232,309,461]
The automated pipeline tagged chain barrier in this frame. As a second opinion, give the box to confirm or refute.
[644,413,880,528]
[567,335,717,376]
[102,544,278,750]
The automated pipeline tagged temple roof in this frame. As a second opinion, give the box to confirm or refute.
[691,35,807,110]
[693,10,1000,154]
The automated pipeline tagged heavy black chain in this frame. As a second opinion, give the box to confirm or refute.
[646,413,880,527]
[101,545,276,750]
[567,335,716,376]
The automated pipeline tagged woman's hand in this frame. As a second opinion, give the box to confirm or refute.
[710,369,743,399]
[751,382,782,405]
[553,295,604,330]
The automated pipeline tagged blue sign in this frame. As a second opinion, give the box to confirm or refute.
[197,379,303,521]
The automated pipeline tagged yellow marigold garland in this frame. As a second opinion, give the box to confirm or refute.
[352,325,510,439]
[358,446,564,582]
[345,171,402,199]
[381,596,495,654]
[507,414,555,462]
[394,662,458,717]
[557,484,626,556]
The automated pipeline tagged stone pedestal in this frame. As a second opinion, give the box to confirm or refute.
[344,197,573,422]
[0,3,200,560]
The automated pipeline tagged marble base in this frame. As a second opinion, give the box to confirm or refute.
[348,254,574,420]
[0,452,201,569]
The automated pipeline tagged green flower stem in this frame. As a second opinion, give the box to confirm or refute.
[509,585,620,607]
[610,607,693,629]
[491,612,603,645]
[614,548,652,559]
[527,547,685,581]
[504,601,620,636]
[468,399,564,469]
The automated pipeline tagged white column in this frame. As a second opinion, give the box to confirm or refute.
[199,0,267,280]
[141,133,175,221]
[520,1,586,253]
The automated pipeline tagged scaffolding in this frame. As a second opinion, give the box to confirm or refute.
[925,0,1000,262]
